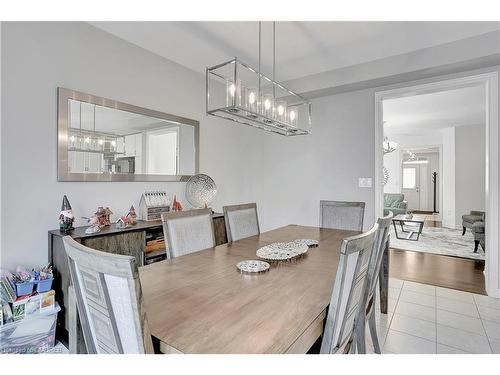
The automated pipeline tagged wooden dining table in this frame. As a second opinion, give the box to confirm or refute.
[139,225,389,354]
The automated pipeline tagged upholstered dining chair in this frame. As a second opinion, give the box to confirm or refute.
[62,236,154,354]
[356,212,393,354]
[223,203,260,242]
[320,200,365,231]
[320,223,378,354]
[161,208,215,259]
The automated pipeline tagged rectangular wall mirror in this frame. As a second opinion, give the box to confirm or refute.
[57,88,199,182]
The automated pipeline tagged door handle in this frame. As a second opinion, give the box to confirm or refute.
[415,187,420,192]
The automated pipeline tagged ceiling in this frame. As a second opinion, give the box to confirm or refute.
[90,21,500,82]
[383,85,486,136]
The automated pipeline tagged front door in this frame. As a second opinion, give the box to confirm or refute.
[402,166,420,211]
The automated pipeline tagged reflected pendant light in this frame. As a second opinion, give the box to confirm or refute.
[206,22,312,136]
[383,136,398,154]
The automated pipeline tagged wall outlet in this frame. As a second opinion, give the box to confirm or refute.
[358,178,372,188]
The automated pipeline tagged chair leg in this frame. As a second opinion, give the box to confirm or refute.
[368,309,381,354]
[462,226,466,235]
[474,240,479,253]
[356,314,366,354]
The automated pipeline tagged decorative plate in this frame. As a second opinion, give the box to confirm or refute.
[293,239,319,248]
[185,174,217,208]
[256,242,309,261]
[236,260,270,274]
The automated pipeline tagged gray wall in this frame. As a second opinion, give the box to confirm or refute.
[455,124,486,225]
[0,22,375,270]
[1,21,499,292]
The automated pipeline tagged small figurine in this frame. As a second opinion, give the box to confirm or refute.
[94,206,113,227]
[127,205,137,225]
[172,195,183,212]
[59,195,74,234]
[115,216,131,229]
[84,215,101,234]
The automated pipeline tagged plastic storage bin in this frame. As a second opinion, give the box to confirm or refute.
[35,278,53,293]
[14,281,34,297]
[0,303,60,354]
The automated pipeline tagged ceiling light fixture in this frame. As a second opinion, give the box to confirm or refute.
[383,136,398,154]
[206,22,312,136]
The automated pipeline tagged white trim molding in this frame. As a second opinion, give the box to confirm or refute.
[374,71,500,298]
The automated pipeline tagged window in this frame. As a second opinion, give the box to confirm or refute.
[403,167,417,189]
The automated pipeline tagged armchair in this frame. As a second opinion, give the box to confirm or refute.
[383,193,408,216]
[462,210,485,235]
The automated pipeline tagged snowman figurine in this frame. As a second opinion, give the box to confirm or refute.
[59,195,75,233]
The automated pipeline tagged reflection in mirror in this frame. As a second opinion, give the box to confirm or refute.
[66,99,196,177]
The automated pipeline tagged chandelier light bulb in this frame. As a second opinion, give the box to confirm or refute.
[289,110,296,122]
[264,98,271,110]
[70,135,75,142]
[111,140,116,147]
[98,139,104,145]
[248,92,256,105]
[84,137,90,144]
[228,83,236,96]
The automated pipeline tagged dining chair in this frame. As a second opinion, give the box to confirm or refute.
[161,208,215,258]
[320,200,365,231]
[356,212,393,354]
[320,223,378,354]
[223,203,260,242]
[62,236,154,354]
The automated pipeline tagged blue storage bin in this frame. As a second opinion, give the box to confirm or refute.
[15,281,34,297]
[35,278,53,293]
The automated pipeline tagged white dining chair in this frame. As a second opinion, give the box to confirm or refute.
[223,203,260,242]
[320,223,378,354]
[320,200,365,231]
[63,236,154,354]
[356,212,393,354]
[161,208,215,258]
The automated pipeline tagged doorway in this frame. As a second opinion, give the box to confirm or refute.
[374,72,499,297]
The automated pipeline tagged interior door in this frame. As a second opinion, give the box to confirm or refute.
[402,166,420,211]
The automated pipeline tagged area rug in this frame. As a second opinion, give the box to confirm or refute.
[390,226,485,261]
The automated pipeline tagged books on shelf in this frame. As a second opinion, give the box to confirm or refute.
[0,277,16,304]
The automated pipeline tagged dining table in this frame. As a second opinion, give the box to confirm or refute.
[139,224,389,354]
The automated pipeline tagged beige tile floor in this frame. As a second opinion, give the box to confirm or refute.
[367,278,500,354]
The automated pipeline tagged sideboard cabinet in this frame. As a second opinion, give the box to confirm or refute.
[48,214,227,344]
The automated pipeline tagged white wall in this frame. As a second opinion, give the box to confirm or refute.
[442,127,456,228]
[455,124,486,225]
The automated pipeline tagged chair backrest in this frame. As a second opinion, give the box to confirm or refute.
[161,208,215,258]
[223,203,260,242]
[365,212,393,302]
[320,223,378,354]
[320,200,365,231]
[62,236,153,354]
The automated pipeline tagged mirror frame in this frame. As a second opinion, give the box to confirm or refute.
[57,87,199,182]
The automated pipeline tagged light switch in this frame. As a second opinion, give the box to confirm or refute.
[358,178,372,188]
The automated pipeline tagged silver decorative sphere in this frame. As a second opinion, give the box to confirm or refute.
[186,174,217,208]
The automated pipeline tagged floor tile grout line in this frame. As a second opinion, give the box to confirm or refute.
[473,292,494,353]
[388,327,436,344]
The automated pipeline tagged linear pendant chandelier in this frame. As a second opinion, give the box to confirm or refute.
[206,22,312,136]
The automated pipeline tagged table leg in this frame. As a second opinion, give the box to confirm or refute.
[379,237,390,314]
